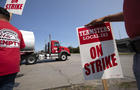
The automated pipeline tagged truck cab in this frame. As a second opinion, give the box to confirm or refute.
[48,40,71,61]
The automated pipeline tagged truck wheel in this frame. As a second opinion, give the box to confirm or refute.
[26,55,37,65]
[60,54,67,61]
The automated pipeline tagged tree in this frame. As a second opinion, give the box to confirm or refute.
[68,46,80,53]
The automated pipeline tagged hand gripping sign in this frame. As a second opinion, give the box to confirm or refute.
[77,22,123,80]
[4,0,26,15]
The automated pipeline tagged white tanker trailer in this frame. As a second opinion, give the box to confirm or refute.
[20,30,37,64]
[20,30,71,65]
[20,30,35,51]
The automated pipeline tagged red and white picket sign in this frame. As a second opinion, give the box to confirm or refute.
[4,0,26,15]
[77,22,123,80]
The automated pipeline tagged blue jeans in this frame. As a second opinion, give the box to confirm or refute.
[134,54,140,90]
[0,73,17,90]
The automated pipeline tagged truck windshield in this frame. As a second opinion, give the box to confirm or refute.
[54,42,60,47]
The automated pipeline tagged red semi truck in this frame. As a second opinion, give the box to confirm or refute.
[20,30,71,65]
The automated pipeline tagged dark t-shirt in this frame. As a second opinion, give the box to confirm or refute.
[0,20,25,76]
[123,0,140,38]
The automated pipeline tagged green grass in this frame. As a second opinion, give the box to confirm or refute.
[44,84,97,90]
[119,52,135,55]
[117,81,137,88]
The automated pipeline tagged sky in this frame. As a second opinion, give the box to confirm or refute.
[0,0,128,51]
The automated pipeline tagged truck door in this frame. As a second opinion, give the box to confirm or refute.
[52,42,60,54]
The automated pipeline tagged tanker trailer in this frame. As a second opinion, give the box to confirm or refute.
[20,30,38,64]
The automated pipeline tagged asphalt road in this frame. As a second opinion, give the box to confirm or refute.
[14,54,136,90]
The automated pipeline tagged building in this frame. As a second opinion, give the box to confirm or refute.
[116,38,134,52]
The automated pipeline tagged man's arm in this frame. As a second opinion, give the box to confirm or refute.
[85,12,124,27]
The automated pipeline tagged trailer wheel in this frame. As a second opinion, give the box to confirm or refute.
[60,53,67,61]
[26,55,37,65]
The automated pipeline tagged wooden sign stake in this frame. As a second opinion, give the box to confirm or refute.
[102,79,108,90]
[9,13,13,21]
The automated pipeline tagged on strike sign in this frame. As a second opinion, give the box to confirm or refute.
[5,0,26,15]
[77,22,123,80]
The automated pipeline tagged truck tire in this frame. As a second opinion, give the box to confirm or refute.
[26,55,37,65]
[60,53,67,61]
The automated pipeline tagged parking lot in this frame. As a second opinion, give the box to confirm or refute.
[14,54,137,90]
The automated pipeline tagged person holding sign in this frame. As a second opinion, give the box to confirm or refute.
[0,7,25,90]
[85,0,140,90]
